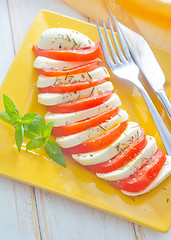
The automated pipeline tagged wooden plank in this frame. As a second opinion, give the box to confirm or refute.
[35,189,135,240]
[0,1,40,239]
[0,0,14,85]
[7,0,88,51]
[136,225,171,240]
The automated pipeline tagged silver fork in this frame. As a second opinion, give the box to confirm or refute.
[96,17,171,155]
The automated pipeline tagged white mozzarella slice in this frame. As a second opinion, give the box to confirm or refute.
[45,93,121,127]
[38,81,114,106]
[122,156,171,196]
[37,67,110,88]
[97,136,157,181]
[34,56,87,70]
[37,28,94,50]
[72,122,141,166]
[56,109,128,148]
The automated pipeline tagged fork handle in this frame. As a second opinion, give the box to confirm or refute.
[138,85,171,155]
[156,88,171,118]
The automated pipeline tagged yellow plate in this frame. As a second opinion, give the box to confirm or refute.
[0,10,170,232]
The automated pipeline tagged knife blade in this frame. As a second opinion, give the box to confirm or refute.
[117,22,171,118]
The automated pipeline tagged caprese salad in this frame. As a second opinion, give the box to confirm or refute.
[33,28,171,196]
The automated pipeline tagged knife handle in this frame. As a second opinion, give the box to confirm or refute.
[156,88,171,118]
[138,84,171,155]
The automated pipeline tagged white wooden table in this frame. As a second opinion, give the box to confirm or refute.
[0,0,170,239]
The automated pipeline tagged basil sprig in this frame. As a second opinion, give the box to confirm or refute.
[0,94,66,168]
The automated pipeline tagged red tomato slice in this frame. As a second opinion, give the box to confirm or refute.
[86,130,147,174]
[33,41,102,61]
[39,78,108,93]
[46,91,113,114]
[39,59,100,77]
[51,107,119,137]
[110,149,166,193]
[63,121,128,155]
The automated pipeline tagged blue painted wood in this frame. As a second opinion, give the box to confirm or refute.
[0,1,40,239]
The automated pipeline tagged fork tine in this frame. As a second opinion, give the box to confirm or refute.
[96,21,115,70]
[107,18,126,63]
[112,15,131,61]
[101,20,120,64]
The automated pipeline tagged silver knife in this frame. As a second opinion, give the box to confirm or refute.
[117,22,171,118]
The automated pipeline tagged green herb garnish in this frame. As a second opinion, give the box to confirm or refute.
[87,72,92,79]
[90,87,95,96]
[71,38,77,49]
[0,94,66,168]
[64,73,68,81]
[66,34,71,42]
[99,125,106,131]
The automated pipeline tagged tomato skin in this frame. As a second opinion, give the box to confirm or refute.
[51,107,119,137]
[63,121,128,155]
[33,41,102,61]
[39,59,100,77]
[86,130,146,174]
[110,149,166,193]
[46,91,113,114]
[39,78,108,93]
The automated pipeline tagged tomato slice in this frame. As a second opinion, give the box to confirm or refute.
[33,41,102,61]
[63,121,128,155]
[110,149,166,193]
[86,130,147,174]
[39,59,100,77]
[39,78,108,93]
[51,107,119,137]
[46,91,113,114]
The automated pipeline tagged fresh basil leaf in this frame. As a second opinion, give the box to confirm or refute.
[21,113,37,124]
[42,122,54,141]
[45,141,66,168]
[0,111,19,125]
[15,124,24,152]
[3,94,20,119]
[24,125,40,139]
[28,114,45,132]
[26,137,45,150]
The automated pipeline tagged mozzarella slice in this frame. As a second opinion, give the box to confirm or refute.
[97,136,157,181]
[122,156,171,196]
[37,28,94,50]
[45,93,121,127]
[34,56,88,70]
[56,109,128,148]
[38,81,114,106]
[72,122,141,166]
[37,67,110,88]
